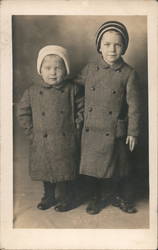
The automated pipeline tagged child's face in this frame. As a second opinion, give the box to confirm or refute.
[99,31,124,65]
[40,55,66,85]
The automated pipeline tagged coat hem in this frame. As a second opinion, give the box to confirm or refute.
[80,170,129,179]
[30,174,77,183]
[80,170,113,179]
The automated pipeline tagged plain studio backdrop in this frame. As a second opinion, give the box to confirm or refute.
[12,15,149,228]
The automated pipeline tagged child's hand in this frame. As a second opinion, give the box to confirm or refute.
[126,136,138,152]
[76,123,80,129]
[76,121,83,130]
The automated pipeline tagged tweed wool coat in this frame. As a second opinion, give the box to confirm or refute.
[17,79,84,182]
[75,56,141,179]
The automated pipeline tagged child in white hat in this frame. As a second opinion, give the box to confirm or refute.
[75,21,141,215]
[17,45,84,212]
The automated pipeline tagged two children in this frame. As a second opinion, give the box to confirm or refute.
[17,21,140,215]
[17,45,84,212]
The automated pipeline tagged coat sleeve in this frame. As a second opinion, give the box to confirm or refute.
[17,88,33,137]
[74,64,89,86]
[126,70,141,137]
[74,83,85,129]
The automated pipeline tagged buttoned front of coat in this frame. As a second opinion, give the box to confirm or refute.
[17,80,84,182]
[76,57,140,178]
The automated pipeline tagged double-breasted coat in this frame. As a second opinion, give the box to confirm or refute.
[75,56,140,179]
[17,79,84,183]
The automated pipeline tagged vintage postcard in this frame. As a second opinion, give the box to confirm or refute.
[0,0,158,249]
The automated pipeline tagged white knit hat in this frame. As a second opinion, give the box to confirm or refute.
[37,45,70,75]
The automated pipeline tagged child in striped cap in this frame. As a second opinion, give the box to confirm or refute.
[76,21,141,215]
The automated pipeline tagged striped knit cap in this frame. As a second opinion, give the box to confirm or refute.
[96,21,129,54]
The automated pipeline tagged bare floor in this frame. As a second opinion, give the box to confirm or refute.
[13,125,149,229]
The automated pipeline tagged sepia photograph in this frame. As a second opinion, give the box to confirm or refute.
[0,0,157,249]
[13,14,149,229]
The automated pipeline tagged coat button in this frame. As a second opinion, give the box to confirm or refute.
[85,127,89,132]
[91,87,95,91]
[60,110,64,114]
[88,107,93,112]
[42,111,45,116]
[96,66,99,71]
[62,132,66,136]
[39,91,43,95]
[43,133,48,138]
[112,90,116,94]
[106,132,110,136]
[116,69,121,72]
[108,111,112,115]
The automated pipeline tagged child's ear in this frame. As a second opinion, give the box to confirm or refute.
[121,49,125,55]
[121,45,125,55]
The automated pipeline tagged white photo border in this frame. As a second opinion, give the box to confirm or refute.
[0,0,158,249]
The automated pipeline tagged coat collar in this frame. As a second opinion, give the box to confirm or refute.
[38,78,66,90]
[96,55,125,71]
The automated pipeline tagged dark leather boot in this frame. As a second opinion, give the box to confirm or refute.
[112,195,137,213]
[37,181,57,210]
[54,201,74,212]
[54,181,75,212]
[86,196,106,215]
